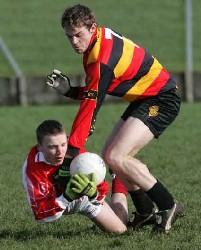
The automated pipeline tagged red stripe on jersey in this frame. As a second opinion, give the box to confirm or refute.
[140,68,170,98]
[121,46,145,81]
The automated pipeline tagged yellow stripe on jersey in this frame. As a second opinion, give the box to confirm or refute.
[114,37,135,78]
[87,29,102,64]
[124,58,163,102]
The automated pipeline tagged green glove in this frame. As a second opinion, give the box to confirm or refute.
[64,177,80,201]
[57,157,72,188]
[70,173,97,199]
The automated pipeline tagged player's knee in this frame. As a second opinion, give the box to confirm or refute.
[102,148,122,171]
[115,226,127,234]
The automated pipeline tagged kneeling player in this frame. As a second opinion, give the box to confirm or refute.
[22,120,126,233]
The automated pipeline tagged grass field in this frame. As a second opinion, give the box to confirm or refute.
[0,102,201,249]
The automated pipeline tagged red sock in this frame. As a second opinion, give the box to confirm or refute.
[112,176,128,196]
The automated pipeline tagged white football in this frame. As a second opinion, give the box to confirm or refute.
[70,152,106,185]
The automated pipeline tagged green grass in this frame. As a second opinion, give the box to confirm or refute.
[0,102,201,249]
[0,0,201,77]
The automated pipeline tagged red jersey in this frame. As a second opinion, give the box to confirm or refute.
[22,146,109,222]
[66,27,177,156]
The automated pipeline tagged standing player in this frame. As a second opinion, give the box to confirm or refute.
[46,4,184,233]
[22,119,127,233]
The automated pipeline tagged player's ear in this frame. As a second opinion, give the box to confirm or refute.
[90,23,97,34]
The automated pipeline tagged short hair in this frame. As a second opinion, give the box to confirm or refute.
[61,4,97,30]
[36,120,65,145]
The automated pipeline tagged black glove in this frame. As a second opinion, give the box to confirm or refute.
[47,69,71,95]
[57,157,73,188]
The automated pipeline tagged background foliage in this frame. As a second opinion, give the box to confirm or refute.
[0,0,201,77]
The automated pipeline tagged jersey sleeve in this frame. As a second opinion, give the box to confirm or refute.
[68,62,114,156]
[22,159,68,222]
[64,86,85,100]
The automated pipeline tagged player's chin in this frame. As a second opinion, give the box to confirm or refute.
[54,157,64,165]
[74,47,85,54]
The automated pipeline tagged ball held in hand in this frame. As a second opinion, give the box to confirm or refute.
[70,152,106,185]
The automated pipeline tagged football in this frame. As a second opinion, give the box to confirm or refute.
[70,152,106,185]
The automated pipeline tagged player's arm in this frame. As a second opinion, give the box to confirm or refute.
[67,62,114,157]
[87,62,114,124]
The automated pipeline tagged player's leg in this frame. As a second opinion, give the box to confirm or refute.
[103,118,156,229]
[109,192,128,225]
[102,119,128,224]
[103,116,179,232]
[102,89,184,233]
[91,201,127,233]
[103,117,156,190]
[68,196,127,233]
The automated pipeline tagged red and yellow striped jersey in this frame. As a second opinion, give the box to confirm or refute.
[67,27,176,155]
[83,27,175,101]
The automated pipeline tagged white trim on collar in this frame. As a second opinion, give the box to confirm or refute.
[35,151,51,164]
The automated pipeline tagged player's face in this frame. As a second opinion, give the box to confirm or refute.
[64,23,96,54]
[38,132,68,165]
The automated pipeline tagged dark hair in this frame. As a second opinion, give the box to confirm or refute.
[36,120,65,145]
[61,4,96,30]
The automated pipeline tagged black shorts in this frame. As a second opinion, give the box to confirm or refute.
[121,88,181,138]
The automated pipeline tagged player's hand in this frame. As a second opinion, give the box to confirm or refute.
[71,173,97,199]
[47,69,70,95]
[64,177,80,201]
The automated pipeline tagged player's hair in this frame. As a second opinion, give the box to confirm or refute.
[61,4,97,30]
[36,120,65,145]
